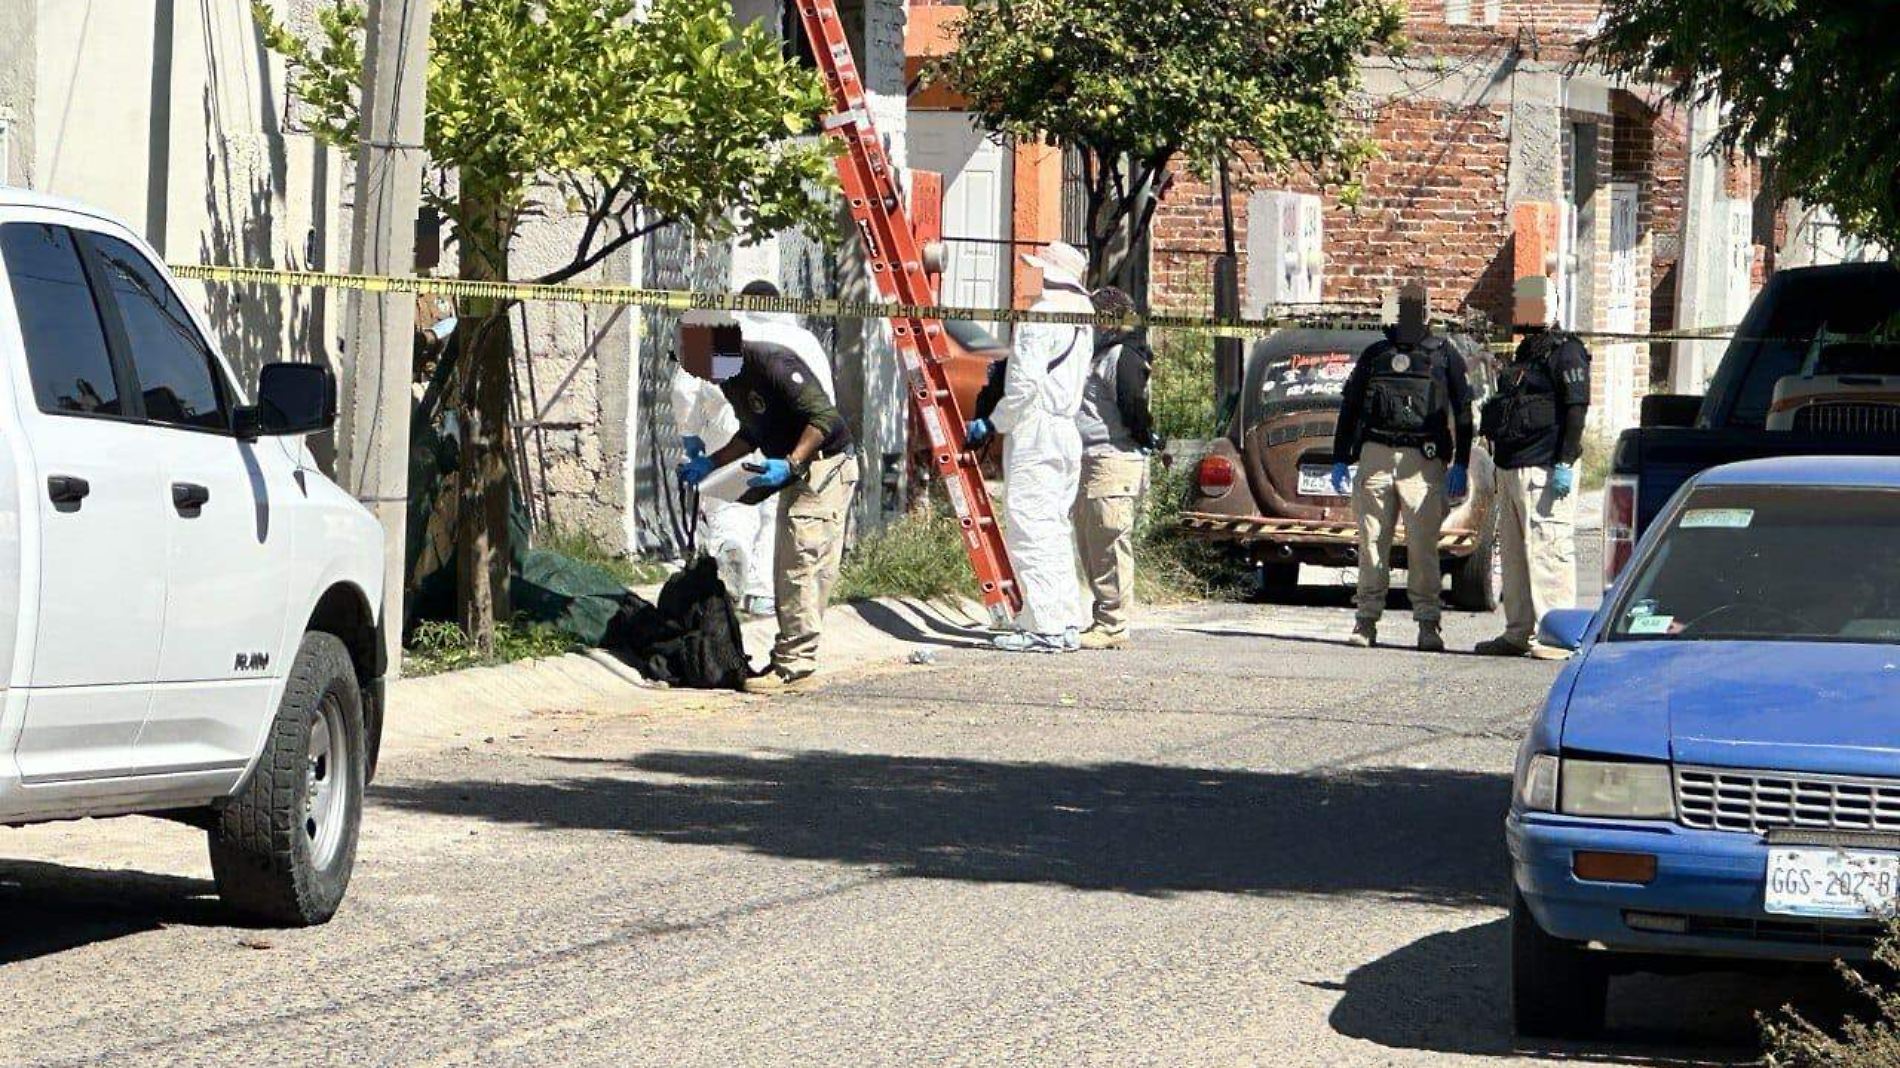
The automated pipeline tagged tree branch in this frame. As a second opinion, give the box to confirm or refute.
[533,215,674,286]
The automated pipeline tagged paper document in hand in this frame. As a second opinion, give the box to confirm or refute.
[698,459,760,503]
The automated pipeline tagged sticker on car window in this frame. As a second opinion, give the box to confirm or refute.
[1627,613,1676,635]
[1680,508,1754,529]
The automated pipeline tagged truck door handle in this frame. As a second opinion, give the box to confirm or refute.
[47,475,90,505]
[171,482,210,515]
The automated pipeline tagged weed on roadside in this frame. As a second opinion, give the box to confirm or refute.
[1761,920,1900,1066]
[404,618,580,677]
[1579,429,1614,492]
[535,525,672,588]
[834,506,975,602]
[1136,460,1248,604]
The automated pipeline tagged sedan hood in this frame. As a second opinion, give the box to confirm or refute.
[1562,641,1900,777]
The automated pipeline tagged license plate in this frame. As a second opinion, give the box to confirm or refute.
[1298,464,1350,497]
[1764,847,1900,919]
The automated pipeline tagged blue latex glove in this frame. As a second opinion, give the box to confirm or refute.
[1330,461,1351,495]
[965,418,993,447]
[677,455,714,487]
[1446,463,1469,499]
[1550,463,1575,499]
[747,458,794,489]
[682,435,707,460]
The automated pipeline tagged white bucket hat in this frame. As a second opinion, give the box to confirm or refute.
[1021,240,1089,288]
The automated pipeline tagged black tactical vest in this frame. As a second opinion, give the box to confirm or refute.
[1481,330,1574,453]
[1362,338,1448,447]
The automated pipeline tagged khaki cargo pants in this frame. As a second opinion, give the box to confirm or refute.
[1496,464,1578,645]
[772,453,859,675]
[1352,441,1447,625]
[1073,452,1147,635]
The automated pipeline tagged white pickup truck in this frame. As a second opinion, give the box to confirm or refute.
[0,191,386,925]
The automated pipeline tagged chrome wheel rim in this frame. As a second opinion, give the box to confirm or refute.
[304,695,349,870]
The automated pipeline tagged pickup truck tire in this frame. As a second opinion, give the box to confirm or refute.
[1510,889,1607,1039]
[1448,519,1499,613]
[208,632,365,926]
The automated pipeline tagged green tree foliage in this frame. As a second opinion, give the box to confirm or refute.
[257,0,835,280]
[255,0,837,650]
[1590,0,1900,252]
[932,0,1403,287]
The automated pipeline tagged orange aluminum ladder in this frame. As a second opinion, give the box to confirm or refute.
[791,0,1022,624]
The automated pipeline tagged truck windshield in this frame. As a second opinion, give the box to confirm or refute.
[1609,485,1900,644]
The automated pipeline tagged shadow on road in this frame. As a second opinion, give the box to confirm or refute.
[1329,917,1853,1065]
[0,859,225,964]
[844,599,992,649]
[376,751,1511,904]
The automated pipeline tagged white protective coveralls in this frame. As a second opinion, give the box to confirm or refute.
[671,368,768,601]
[994,283,1094,635]
[673,310,837,604]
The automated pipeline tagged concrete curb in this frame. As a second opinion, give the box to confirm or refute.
[384,596,995,752]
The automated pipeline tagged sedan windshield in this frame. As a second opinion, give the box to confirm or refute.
[1610,486,1900,644]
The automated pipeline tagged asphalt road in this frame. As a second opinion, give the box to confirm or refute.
[0,564,1837,1066]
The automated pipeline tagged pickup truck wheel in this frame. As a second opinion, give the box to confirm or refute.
[1511,889,1607,1039]
[208,632,365,927]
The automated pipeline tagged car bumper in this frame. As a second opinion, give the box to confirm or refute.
[1507,812,1880,962]
[1178,512,1482,555]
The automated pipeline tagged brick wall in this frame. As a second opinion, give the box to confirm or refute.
[1150,98,1514,323]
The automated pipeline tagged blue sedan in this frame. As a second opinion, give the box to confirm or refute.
[1507,455,1900,1038]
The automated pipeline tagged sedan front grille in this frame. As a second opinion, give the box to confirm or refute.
[1675,766,1900,835]
[1790,402,1900,436]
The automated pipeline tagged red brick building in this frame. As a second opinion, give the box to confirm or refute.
[906,0,1792,432]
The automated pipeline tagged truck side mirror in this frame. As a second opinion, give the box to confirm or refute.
[236,362,337,440]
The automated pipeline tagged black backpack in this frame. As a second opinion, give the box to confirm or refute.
[600,556,750,690]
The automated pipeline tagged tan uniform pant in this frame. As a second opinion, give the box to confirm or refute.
[1352,441,1447,624]
[1496,464,1577,645]
[1073,452,1147,635]
[772,453,858,674]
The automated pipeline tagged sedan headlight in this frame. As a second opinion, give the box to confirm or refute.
[1560,759,1676,819]
[1517,753,1559,812]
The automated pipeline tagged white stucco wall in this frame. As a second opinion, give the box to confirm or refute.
[32,0,345,388]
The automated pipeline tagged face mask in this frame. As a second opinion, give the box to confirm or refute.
[710,354,743,382]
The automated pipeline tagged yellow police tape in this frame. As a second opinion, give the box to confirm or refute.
[170,262,1738,351]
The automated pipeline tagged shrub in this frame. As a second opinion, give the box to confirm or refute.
[834,507,976,602]
[404,618,579,677]
[1762,921,1900,1066]
[1150,329,1223,440]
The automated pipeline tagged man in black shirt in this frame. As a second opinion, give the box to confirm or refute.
[1475,298,1591,658]
[1331,284,1473,651]
[677,317,858,692]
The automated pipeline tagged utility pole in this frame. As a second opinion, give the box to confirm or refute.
[338,0,432,675]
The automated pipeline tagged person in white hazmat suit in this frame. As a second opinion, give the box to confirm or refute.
[985,241,1094,652]
[671,280,836,615]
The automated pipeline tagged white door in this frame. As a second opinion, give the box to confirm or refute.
[83,233,291,774]
[908,112,1013,314]
[0,221,168,781]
